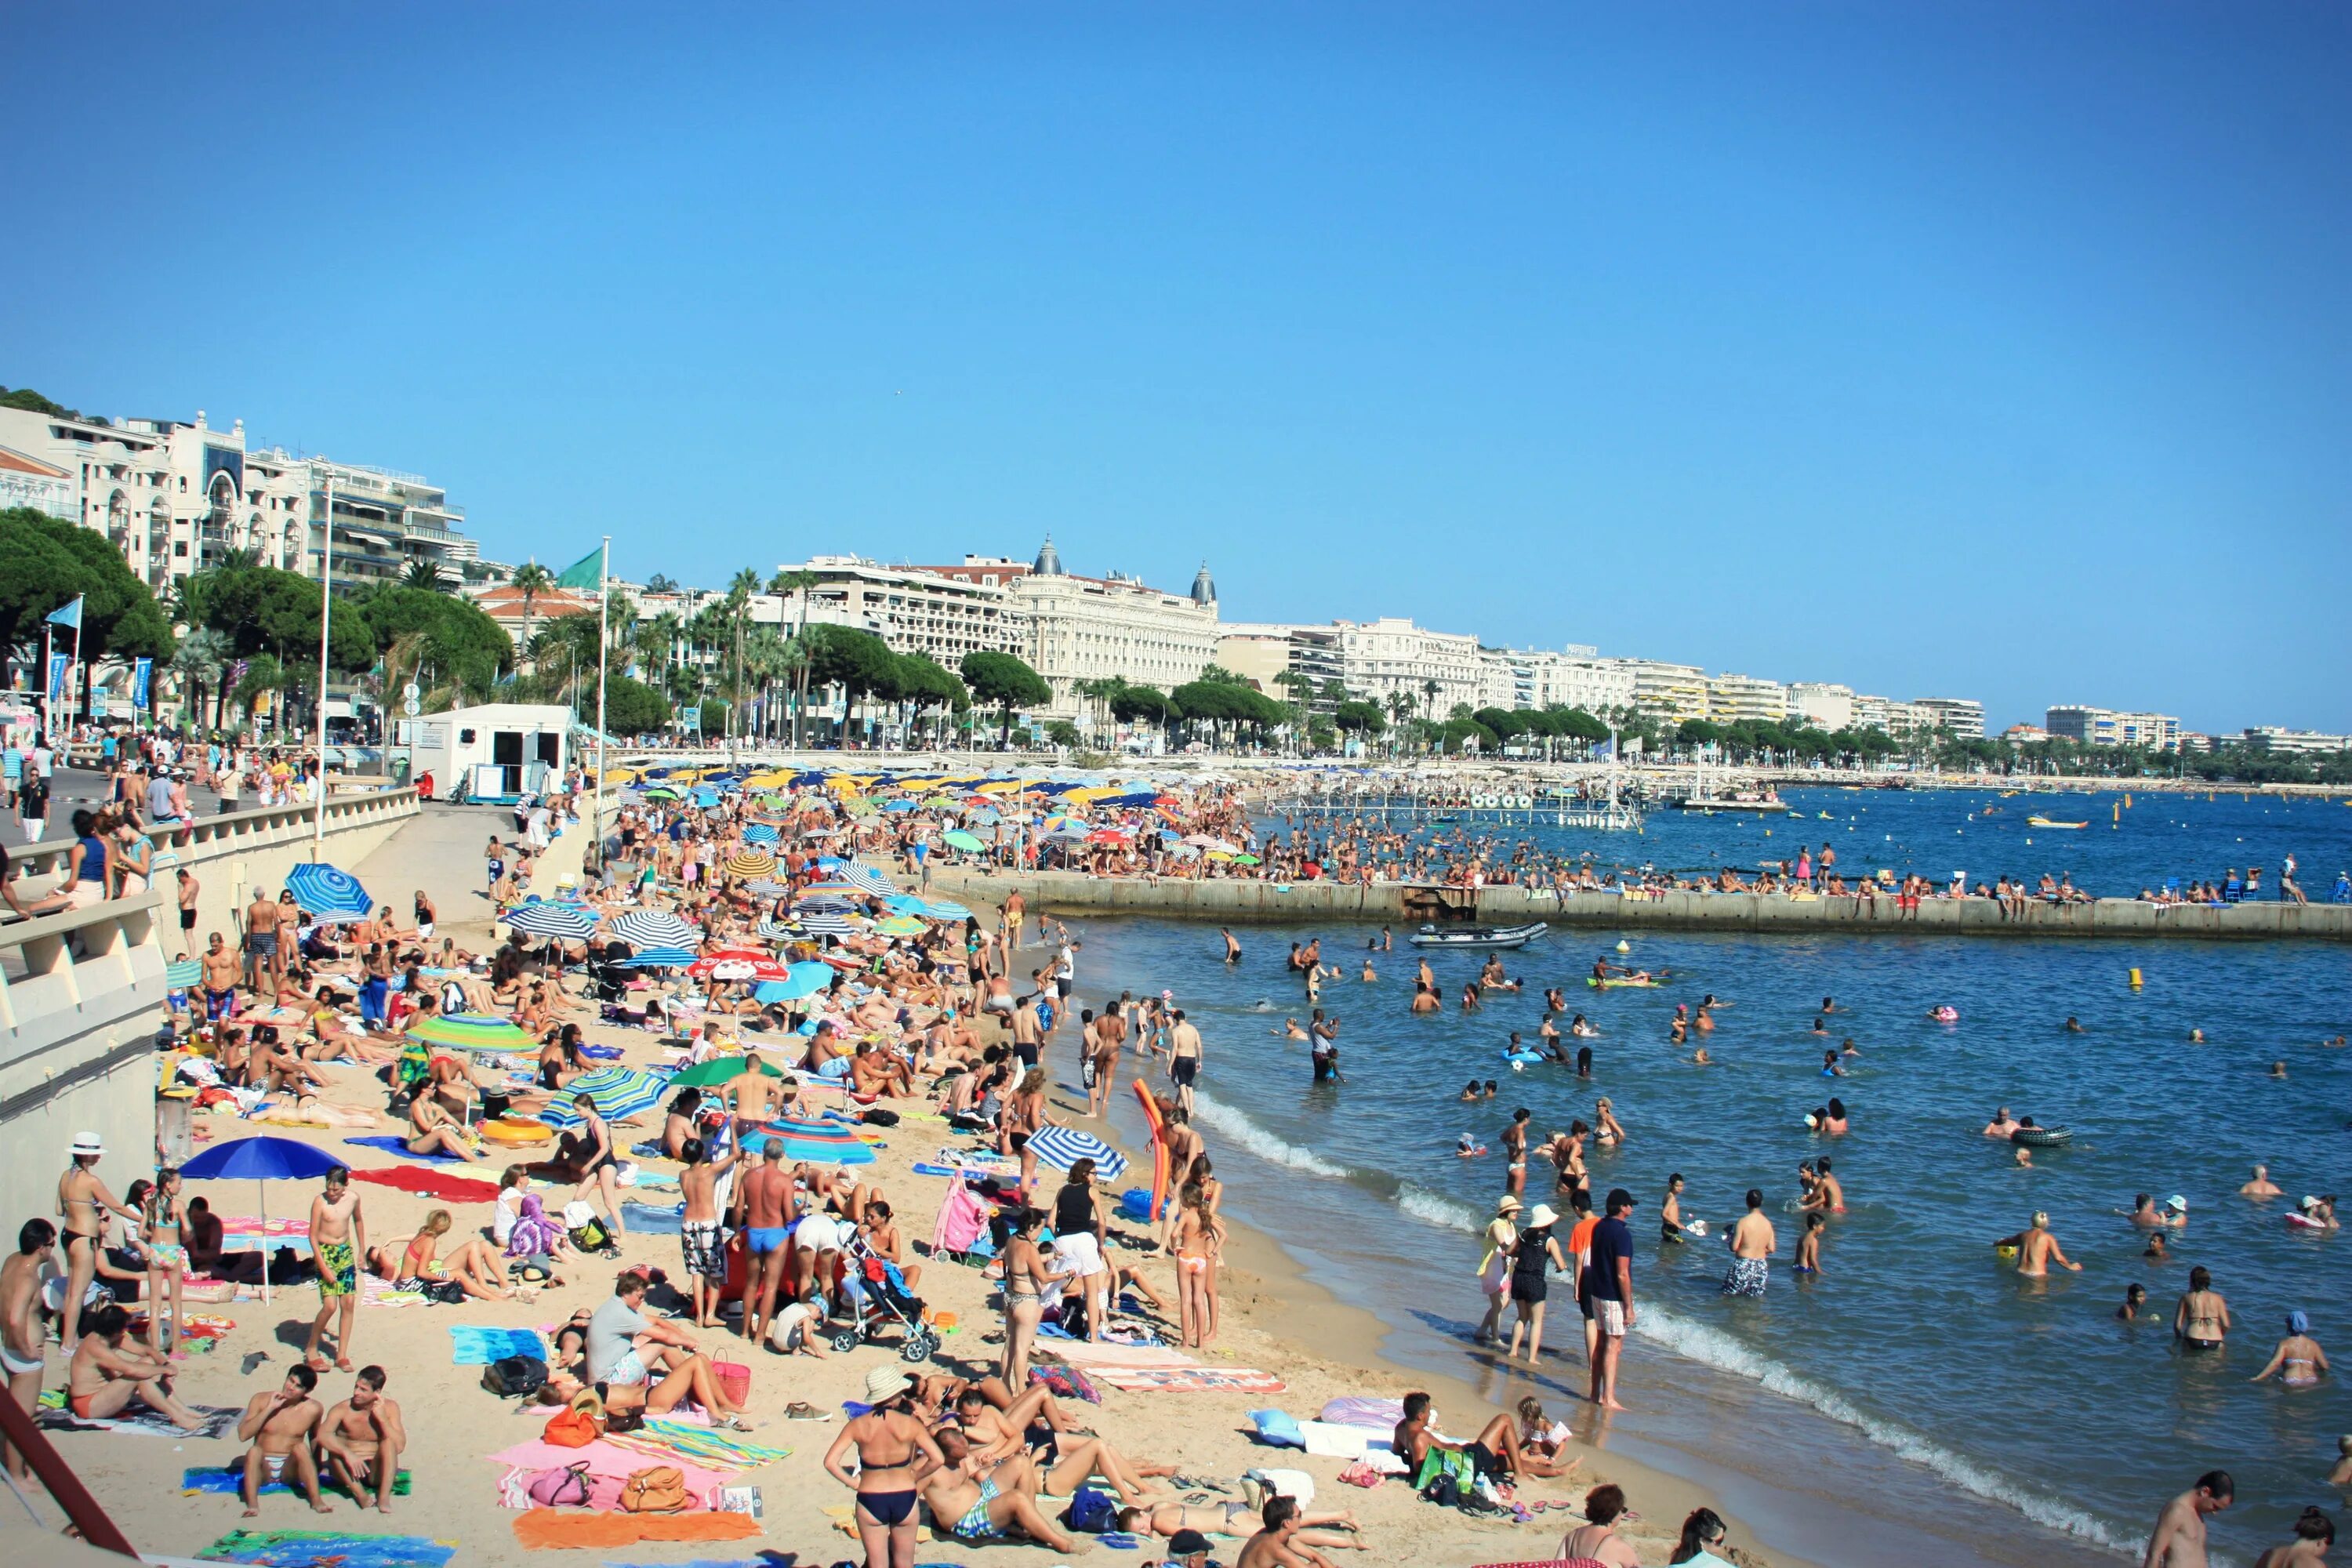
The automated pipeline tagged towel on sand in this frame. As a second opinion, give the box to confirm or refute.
[195,1529,456,1567]
[448,1325,547,1364]
[601,1417,790,1472]
[1090,1367,1287,1393]
[37,1393,239,1439]
[1040,1341,1200,1369]
[344,1134,463,1164]
[183,1464,412,1497]
[485,1437,730,1494]
[351,1165,501,1203]
[511,1511,761,1549]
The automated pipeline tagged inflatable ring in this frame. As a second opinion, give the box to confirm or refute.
[480,1116,554,1147]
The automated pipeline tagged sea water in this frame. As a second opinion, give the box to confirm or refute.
[1064,788,2352,1566]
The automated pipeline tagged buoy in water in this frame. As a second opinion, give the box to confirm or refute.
[2129,967,2143,989]
[1616,940,1631,953]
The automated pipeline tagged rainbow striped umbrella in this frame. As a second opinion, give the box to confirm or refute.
[409,1014,535,1054]
[537,1067,669,1127]
[749,1116,875,1165]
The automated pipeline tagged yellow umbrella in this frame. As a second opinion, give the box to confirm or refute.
[975,780,1021,795]
[744,771,793,788]
[725,850,779,878]
[600,767,638,786]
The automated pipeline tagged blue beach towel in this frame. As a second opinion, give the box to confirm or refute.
[183,1465,411,1497]
[447,1325,546,1365]
[343,1135,463,1165]
[194,1530,456,1568]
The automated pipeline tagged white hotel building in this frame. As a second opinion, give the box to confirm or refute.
[1338,618,1483,717]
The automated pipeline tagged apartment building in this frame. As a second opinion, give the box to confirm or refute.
[1337,617,1483,717]
[1706,672,1791,725]
[2045,705,2181,751]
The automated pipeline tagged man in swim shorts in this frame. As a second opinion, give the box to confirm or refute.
[236,1364,329,1516]
[318,1365,405,1514]
[739,1140,794,1344]
[244,887,285,990]
[1724,1189,1776,1297]
[303,1167,365,1374]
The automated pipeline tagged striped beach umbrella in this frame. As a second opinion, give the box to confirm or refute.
[1026,1126,1129,1182]
[612,909,698,949]
[630,946,696,969]
[409,1014,535,1054]
[755,918,804,942]
[742,823,782,844]
[793,892,856,912]
[537,1067,669,1127]
[750,1116,876,1165]
[285,862,372,922]
[792,913,858,939]
[724,849,779,878]
[165,958,202,989]
[840,862,898,897]
[500,902,599,940]
[746,880,793,898]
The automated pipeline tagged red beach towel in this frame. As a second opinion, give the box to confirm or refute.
[350,1165,503,1203]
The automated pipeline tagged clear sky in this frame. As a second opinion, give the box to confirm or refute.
[5,4,2347,733]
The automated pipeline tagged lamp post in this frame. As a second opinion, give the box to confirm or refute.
[311,462,336,857]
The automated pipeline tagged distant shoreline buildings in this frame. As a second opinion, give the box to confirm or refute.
[2,387,2334,748]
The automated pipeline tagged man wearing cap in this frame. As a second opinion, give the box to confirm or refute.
[1165,1526,1215,1566]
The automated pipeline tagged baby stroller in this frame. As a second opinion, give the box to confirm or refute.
[829,1233,937,1363]
[587,942,643,1007]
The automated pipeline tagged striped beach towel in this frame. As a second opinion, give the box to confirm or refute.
[1089,1367,1287,1393]
[602,1418,791,1472]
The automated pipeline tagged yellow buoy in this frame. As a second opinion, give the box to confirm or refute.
[2129,967,2143,989]
[1616,940,1631,953]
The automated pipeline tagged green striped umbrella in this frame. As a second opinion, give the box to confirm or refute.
[165,959,203,989]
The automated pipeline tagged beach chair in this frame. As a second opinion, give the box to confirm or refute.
[2223,879,2245,904]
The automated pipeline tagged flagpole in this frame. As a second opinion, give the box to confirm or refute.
[41,622,53,745]
[593,536,610,876]
[313,464,335,858]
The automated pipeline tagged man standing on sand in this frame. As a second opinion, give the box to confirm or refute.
[244,885,285,991]
[2143,1471,2232,1568]
[200,931,241,1024]
[317,1365,405,1514]
[678,1138,743,1329]
[719,1052,780,1149]
[1723,1189,1777,1297]
[303,1167,365,1372]
[1587,1189,1637,1410]
[236,1364,331,1516]
[2,1221,56,1481]
[739,1140,794,1344]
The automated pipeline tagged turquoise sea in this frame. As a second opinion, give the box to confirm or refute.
[1065,787,2352,1566]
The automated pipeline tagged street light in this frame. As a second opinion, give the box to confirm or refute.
[310,461,335,857]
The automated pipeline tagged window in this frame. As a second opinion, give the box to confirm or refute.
[174,541,188,557]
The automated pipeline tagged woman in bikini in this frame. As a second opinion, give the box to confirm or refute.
[405,1094,479,1161]
[996,1207,1054,1395]
[370,1210,510,1301]
[1171,1181,1227,1350]
[2173,1266,2230,1352]
[1559,1481,1643,1566]
[140,1167,190,1359]
[822,1367,943,1568]
[2250,1312,2328,1388]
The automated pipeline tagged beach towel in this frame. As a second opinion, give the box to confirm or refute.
[183,1464,412,1497]
[601,1417,790,1472]
[343,1134,463,1165]
[1089,1367,1287,1393]
[351,1164,502,1203]
[1299,1421,1406,1471]
[37,1392,239,1439]
[510,1510,762,1549]
[449,1324,547,1365]
[194,1528,456,1567]
[1319,1395,1406,1430]
[486,1437,729,1494]
[620,1200,684,1234]
[1040,1341,1199,1369]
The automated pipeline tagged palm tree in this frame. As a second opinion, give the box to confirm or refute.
[637,611,684,700]
[1273,670,1313,753]
[171,628,230,731]
[1421,678,1442,724]
[401,558,445,591]
[1386,691,1417,756]
[724,568,761,752]
[510,561,555,666]
[768,568,818,746]
[644,573,679,594]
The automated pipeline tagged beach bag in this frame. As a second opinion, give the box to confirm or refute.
[425,1279,466,1305]
[542,1389,606,1448]
[619,1465,691,1514]
[1414,1446,1473,1506]
[1066,1486,1117,1534]
[861,1107,900,1127]
[481,1354,548,1399]
[526,1462,592,1507]
[564,1202,613,1253]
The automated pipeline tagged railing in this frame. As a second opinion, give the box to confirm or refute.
[3,786,419,895]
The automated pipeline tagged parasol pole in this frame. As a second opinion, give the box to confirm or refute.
[257,1178,270,1307]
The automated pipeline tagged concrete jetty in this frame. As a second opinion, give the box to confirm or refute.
[923,868,2352,942]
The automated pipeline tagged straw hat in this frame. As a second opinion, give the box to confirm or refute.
[1525,1204,1559,1229]
[864,1367,913,1405]
[1494,1196,1523,1216]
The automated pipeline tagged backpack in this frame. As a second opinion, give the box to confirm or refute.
[564,1202,613,1254]
[481,1355,548,1399]
[860,1107,900,1127]
[425,1280,466,1305]
[1066,1486,1117,1534]
[619,1465,690,1514]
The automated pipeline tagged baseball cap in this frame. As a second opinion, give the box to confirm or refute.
[1167,1528,1214,1558]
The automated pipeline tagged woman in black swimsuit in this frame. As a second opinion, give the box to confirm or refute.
[1504,1207,1566,1364]
[822,1367,944,1568]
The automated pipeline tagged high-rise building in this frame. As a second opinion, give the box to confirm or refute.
[1912,697,1985,740]
[773,554,1025,665]
[1787,682,1856,731]
[1216,622,1345,711]
[1474,646,1618,715]
[2240,727,2352,755]
[2044,705,2180,751]
[1706,672,1791,725]
[1337,618,1483,718]
[0,402,485,594]
[1606,659,1708,720]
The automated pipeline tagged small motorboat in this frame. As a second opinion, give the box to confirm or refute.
[1406,923,1548,951]
[2027,816,2089,829]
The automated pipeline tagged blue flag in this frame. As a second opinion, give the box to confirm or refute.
[1591,735,1615,763]
[133,658,153,710]
[45,595,83,630]
[48,654,71,702]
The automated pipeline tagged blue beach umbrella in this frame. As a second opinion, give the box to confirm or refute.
[180,1135,350,1305]
[501,902,598,941]
[1026,1126,1128,1182]
[630,946,695,969]
[840,862,898,896]
[285,862,372,922]
[742,823,782,844]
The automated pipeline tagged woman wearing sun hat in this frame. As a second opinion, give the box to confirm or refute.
[1475,1196,1522,1345]
[1504,1203,1566,1364]
[823,1365,945,1568]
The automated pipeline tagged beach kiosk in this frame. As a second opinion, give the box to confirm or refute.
[401,702,571,804]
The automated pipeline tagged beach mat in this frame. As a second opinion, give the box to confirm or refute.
[343,1134,463,1165]
[619,1200,684,1234]
[1090,1367,1287,1393]
[183,1464,412,1498]
[602,1417,790,1472]
[194,1527,456,1567]
[350,1165,501,1203]
[485,1437,731,1493]
[38,1392,239,1439]
[1040,1341,1199,1369]
[511,1511,761,1550]
[449,1324,546,1364]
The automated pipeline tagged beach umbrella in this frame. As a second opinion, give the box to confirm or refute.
[876,916,924,937]
[691,953,789,982]
[642,786,680,801]
[754,918,805,943]
[537,1067,669,1127]
[941,829,984,853]
[1086,829,1130,844]
[794,892,856,912]
[881,798,916,813]
[613,909,699,949]
[285,862,372,922]
[753,961,834,1003]
[630,946,696,969]
[180,1135,348,1304]
[1026,1126,1129,1182]
[1232,853,1261,866]
[409,1013,535,1053]
[793,913,858,939]
[750,1116,875,1165]
[724,850,779,879]
[840,862,898,896]
[670,1056,781,1088]
[742,823,782,844]
[499,902,599,941]
[1183,834,1239,852]
[165,957,202,989]
[691,788,722,808]
[920,900,974,922]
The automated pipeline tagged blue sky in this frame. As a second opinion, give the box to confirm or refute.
[5,5,2347,733]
